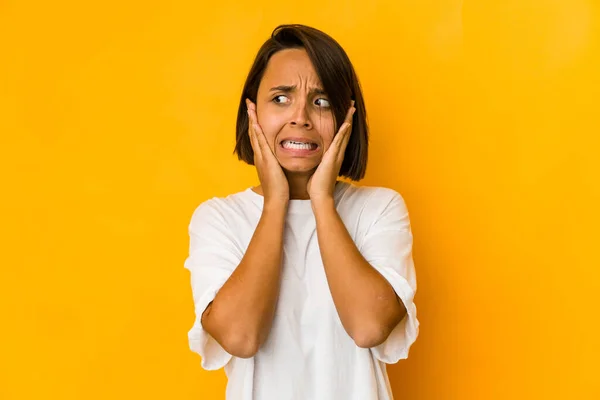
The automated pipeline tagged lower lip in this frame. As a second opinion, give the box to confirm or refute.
[279,143,320,156]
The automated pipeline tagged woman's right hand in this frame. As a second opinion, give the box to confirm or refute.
[246,99,290,207]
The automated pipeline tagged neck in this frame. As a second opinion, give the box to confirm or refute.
[285,171,312,200]
[253,171,337,200]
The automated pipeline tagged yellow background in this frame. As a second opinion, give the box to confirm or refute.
[2,1,599,399]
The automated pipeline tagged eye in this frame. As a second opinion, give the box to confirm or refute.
[315,98,330,108]
[273,95,290,104]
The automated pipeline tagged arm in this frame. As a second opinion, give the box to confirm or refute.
[202,100,290,359]
[305,102,405,348]
[312,198,407,348]
[201,201,287,358]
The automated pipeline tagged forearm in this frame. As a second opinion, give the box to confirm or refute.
[312,199,407,348]
[202,201,287,357]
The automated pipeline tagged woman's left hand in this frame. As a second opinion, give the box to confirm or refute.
[307,101,356,205]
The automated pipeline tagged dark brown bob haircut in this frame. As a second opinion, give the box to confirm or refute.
[233,24,368,181]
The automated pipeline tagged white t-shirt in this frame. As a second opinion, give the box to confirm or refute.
[184,181,419,400]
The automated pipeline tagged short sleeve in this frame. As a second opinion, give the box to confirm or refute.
[359,190,420,364]
[184,200,244,370]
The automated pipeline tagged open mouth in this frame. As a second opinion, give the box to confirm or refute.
[280,140,319,151]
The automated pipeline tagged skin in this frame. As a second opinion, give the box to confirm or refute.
[250,48,340,201]
[201,48,407,358]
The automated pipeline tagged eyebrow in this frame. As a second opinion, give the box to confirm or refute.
[269,85,327,95]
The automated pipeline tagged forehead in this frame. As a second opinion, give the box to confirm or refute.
[260,48,322,87]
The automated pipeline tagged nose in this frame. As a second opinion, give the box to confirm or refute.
[289,101,312,129]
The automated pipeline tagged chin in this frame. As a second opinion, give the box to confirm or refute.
[280,161,319,175]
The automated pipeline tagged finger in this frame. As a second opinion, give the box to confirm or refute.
[331,123,348,150]
[253,120,268,151]
[334,107,355,162]
[250,112,270,155]
[343,106,355,141]
[341,121,352,149]
[246,110,262,162]
[344,103,355,126]
[246,98,256,113]
[246,101,265,148]
[247,104,278,159]
[334,105,355,140]
[332,106,355,152]
[246,100,262,147]
[335,123,353,164]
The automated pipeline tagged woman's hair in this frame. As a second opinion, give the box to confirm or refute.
[233,24,368,181]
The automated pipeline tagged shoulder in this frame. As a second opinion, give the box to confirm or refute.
[189,188,260,229]
[340,182,408,214]
[338,183,412,244]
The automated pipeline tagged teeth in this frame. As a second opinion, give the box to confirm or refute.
[282,140,316,150]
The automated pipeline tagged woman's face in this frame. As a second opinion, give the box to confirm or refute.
[255,48,336,175]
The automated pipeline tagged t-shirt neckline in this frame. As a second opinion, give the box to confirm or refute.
[245,181,349,214]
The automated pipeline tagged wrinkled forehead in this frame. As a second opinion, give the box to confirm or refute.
[260,48,323,90]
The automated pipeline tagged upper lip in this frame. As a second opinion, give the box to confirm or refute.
[279,137,319,146]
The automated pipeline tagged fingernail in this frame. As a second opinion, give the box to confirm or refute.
[351,100,355,106]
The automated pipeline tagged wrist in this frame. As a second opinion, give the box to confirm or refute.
[310,196,336,214]
[263,199,289,214]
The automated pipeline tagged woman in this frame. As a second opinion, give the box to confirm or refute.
[185,24,419,400]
